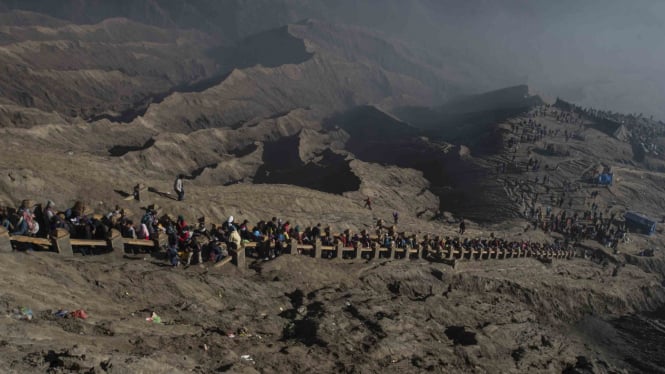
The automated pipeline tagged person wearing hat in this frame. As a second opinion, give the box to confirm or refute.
[222,215,235,234]
[178,225,192,247]
[194,216,209,239]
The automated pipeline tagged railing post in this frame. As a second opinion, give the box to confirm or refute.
[107,229,125,259]
[420,244,428,259]
[0,226,11,253]
[290,238,299,255]
[352,245,361,260]
[314,238,322,259]
[233,244,246,270]
[152,231,162,252]
[52,228,73,256]
[414,244,422,260]
[370,246,377,260]
[334,244,343,261]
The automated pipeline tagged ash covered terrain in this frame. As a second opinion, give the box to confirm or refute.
[0,1,665,373]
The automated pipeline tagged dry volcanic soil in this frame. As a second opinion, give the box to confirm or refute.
[0,4,665,373]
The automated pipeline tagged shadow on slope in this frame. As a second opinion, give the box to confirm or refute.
[89,71,234,123]
[90,26,313,124]
[325,105,517,222]
[208,25,313,71]
[394,85,542,155]
[108,138,155,157]
[254,134,360,194]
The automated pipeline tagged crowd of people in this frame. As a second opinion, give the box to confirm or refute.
[557,98,665,159]
[496,104,635,253]
[2,195,579,266]
[4,103,646,266]
[2,200,108,241]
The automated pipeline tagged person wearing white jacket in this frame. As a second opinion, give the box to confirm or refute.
[174,175,184,201]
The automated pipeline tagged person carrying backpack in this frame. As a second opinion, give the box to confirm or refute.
[166,221,180,266]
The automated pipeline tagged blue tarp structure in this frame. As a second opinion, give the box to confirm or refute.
[624,212,657,236]
[597,173,613,186]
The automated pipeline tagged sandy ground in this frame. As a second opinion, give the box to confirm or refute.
[0,237,664,373]
[1,106,665,373]
[1,7,665,373]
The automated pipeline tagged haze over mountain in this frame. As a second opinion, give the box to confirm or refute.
[1,0,664,234]
[1,0,663,119]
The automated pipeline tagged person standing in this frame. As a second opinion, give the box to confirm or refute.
[185,236,203,267]
[133,183,141,201]
[228,225,242,252]
[459,217,466,235]
[393,211,399,225]
[364,197,372,210]
[174,175,184,201]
